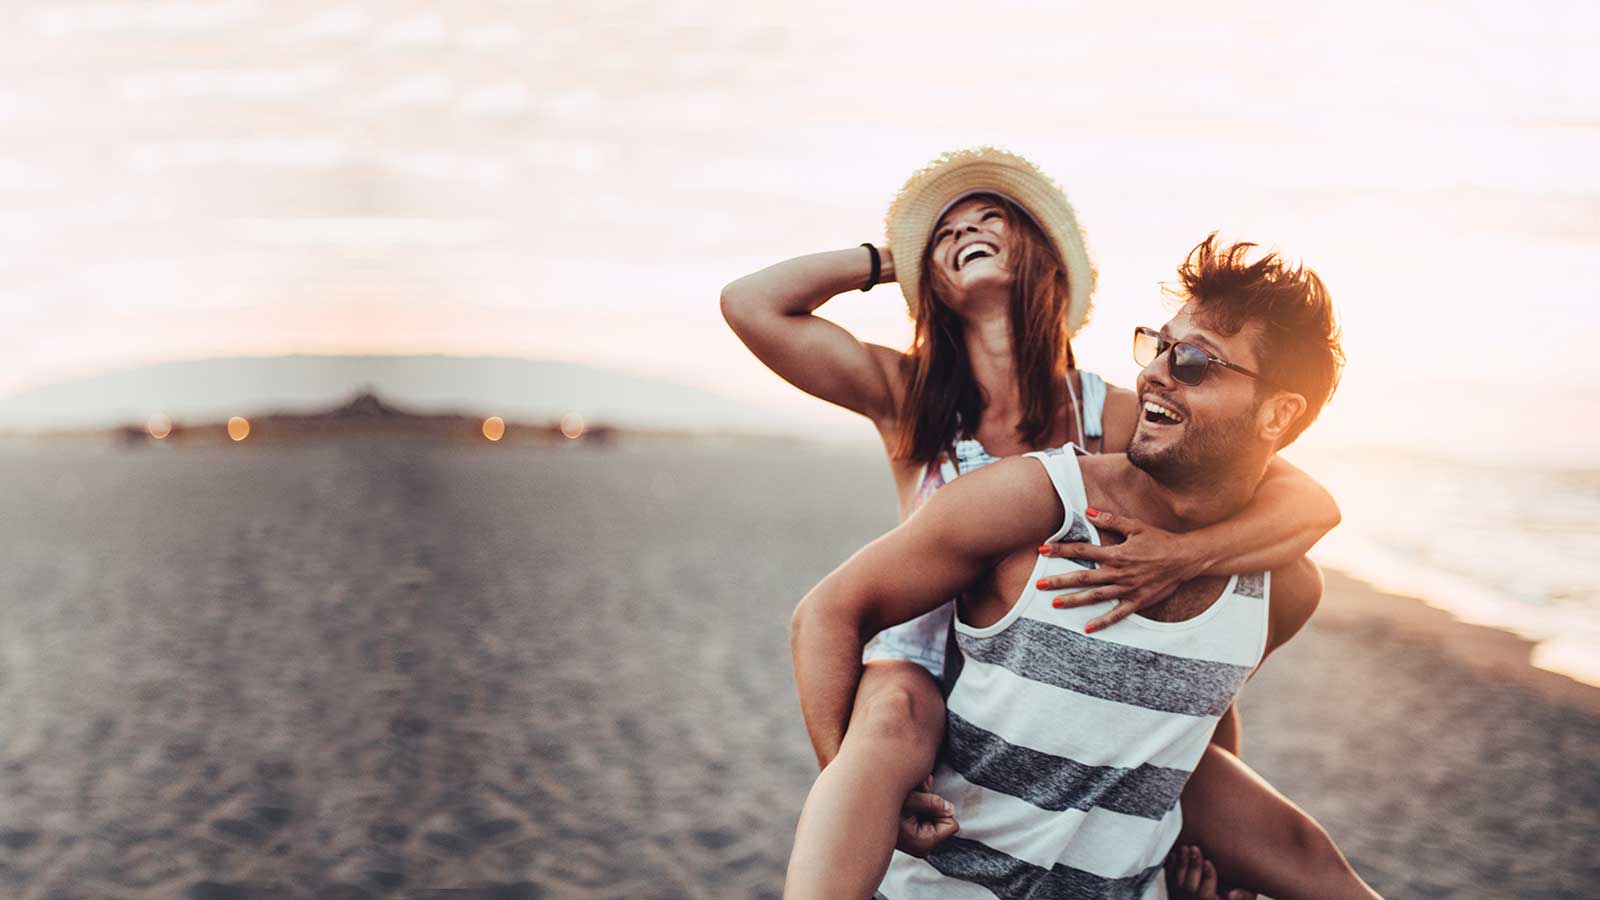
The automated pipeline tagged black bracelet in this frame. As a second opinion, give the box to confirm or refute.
[860,243,881,292]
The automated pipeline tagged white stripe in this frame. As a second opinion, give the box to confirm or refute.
[948,655,1219,772]
[879,852,999,900]
[927,769,1182,880]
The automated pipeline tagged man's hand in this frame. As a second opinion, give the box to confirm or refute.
[1035,509,1204,631]
[895,778,958,857]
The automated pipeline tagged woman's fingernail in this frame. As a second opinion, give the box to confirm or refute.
[1086,507,1101,518]
[1052,599,1065,608]
[1084,623,1097,634]
[1037,545,1051,555]
[1036,579,1049,589]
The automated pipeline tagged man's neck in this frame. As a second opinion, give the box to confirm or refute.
[1100,455,1266,533]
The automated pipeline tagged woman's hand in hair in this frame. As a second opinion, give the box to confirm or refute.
[1034,509,1205,632]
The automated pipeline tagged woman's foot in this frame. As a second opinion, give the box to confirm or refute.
[1166,844,1256,900]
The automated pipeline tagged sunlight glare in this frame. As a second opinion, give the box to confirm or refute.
[560,412,584,440]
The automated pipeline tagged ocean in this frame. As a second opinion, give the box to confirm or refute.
[1290,442,1600,688]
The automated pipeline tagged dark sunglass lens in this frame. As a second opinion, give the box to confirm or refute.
[1170,343,1209,386]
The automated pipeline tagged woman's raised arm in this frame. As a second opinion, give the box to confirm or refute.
[720,246,907,425]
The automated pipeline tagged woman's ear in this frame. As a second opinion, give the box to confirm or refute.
[1257,390,1307,445]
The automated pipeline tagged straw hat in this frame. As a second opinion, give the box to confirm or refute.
[885,147,1095,335]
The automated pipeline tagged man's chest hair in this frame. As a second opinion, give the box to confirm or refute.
[961,548,1232,627]
[1138,574,1234,623]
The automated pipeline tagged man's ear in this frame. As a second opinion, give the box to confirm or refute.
[1257,390,1307,445]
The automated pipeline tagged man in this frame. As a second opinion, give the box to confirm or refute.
[789,235,1380,899]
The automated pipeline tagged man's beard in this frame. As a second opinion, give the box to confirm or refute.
[1128,406,1258,490]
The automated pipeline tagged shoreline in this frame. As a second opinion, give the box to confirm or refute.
[1316,567,1600,716]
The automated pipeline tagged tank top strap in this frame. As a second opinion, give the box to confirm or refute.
[1023,448,1097,544]
[1076,370,1108,440]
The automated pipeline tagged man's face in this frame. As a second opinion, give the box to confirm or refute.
[1128,303,1269,486]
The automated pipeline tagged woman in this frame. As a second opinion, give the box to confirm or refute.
[721,148,1376,900]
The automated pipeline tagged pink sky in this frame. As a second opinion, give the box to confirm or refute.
[2,0,1597,456]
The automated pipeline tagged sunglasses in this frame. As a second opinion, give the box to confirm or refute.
[1132,326,1268,387]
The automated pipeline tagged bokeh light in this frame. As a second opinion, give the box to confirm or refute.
[146,414,172,440]
[227,416,250,442]
[482,416,505,441]
[560,412,584,440]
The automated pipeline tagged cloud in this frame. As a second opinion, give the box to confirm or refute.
[126,138,354,172]
[32,0,259,36]
[118,64,343,102]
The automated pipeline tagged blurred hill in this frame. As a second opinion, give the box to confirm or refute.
[0,355,806,436]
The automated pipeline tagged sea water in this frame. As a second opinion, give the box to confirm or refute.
[1290,441,1600,688]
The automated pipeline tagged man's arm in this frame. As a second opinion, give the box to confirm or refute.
[789,457,1065,767]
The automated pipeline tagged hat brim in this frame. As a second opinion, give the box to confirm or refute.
[885,148,1095,336]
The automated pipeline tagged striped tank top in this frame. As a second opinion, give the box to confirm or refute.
[863,371,1109,679]
[878,447,1271,900]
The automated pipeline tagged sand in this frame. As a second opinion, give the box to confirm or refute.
[0,440,1595,899]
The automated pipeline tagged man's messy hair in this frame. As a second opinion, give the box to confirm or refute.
[1170,233,1344,447]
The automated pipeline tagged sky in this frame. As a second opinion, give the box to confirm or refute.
[2,0,1598,459]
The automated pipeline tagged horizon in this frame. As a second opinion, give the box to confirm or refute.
[7,350,1600,469]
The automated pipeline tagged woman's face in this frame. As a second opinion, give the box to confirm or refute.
[926,195,1015,309]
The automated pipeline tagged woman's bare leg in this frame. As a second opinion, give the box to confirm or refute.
[1178,744,1382,900]
[784,659,946,900]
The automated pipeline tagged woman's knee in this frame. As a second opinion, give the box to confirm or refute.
[1282,809,1345,871]
[849,668,944,754]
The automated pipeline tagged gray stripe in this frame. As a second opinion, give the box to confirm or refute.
[1059,513,1098,568]
[957,616,1252,717]
[1235,572,1265,599]
[945,712,1189,820]
[924,836,1162,900]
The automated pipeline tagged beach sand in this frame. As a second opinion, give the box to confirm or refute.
[0,440,1595,898]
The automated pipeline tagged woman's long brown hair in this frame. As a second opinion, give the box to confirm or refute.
[893,194,1077,464]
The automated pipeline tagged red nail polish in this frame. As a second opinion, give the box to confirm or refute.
[1052,599,1064,608]
[1086,507,1101,518]
[1036,579,1049,589]
[1037,545,1051,555]
[1084,623,1097,634]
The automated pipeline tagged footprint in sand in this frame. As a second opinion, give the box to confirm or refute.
[0,828,39,851]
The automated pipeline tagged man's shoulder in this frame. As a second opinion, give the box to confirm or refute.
[908,454,1068,560]
[923,456,1065,541]
[954,454,1061,506]
[1075,450,1132,486]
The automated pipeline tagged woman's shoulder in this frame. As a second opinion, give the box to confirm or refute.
[867,342,915,377]
[864,343,916,421]
[1096,381,1140,452]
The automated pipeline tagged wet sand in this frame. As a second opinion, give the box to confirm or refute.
[1,441,1596,898]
